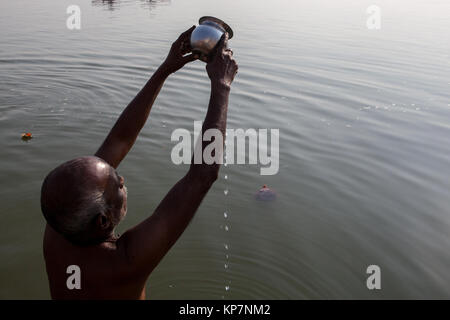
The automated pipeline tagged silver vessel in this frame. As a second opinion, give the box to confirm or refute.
[190,16,233,62]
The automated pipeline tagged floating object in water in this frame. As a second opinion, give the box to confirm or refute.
[255,185,276,201]
[190,16,233,62]
[21,132,33,141]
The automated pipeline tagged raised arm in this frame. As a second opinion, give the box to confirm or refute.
[95,26,198,169]
[119,34,238,275]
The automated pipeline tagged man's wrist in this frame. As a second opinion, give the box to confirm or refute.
[157,62,173,78]
[210,79,231,92]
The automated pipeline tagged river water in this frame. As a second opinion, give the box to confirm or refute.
[1,0,450,299]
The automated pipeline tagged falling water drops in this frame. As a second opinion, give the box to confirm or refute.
[222,165,230,296]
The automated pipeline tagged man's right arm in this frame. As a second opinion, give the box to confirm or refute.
[118,34,238,276]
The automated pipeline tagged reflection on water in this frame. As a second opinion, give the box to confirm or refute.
[1,0,450,299]
[92,0,171,11]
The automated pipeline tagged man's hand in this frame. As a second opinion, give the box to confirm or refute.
[162,26,199,74]
[206,33,238,88]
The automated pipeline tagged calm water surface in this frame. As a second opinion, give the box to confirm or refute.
[1,0,450,299]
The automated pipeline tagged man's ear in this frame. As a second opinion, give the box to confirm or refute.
[96,213,111,230]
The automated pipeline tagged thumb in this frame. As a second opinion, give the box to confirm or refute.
[218,32,229,49]
[216,32,229,52]
[182,52,199,64]
[209,32,228,62]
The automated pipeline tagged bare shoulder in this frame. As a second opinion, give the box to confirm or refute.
[44,224,132,271]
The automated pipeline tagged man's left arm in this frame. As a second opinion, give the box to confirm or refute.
[95,26,198,168]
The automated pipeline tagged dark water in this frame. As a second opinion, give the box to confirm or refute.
[1,0,450,299]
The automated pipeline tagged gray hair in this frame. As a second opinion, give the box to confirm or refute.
[57,190,107,239]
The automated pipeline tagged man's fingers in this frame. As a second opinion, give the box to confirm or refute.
[181,40,192,55]
[208,33,229,63]
[176,25,196,44]
[177,25,196,53]
[183,25,196,37]
[225,48,233,56]
[217,32,229,52]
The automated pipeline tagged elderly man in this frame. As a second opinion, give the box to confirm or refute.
[41,27,238,299]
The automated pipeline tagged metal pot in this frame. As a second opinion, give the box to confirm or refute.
[190,16,233,62]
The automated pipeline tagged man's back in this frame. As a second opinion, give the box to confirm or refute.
[43,225,146,300]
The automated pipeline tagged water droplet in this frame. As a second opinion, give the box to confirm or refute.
[225,254,229,259]
[224,175,228,180]
[224,189,228,195]
[224,212,228,218]
[224,244,229,250]
[225,225,229,231]
[225,286,230,291]
[224,263,228,269]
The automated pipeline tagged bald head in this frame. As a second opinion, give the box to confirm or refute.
[41,156,127,245]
